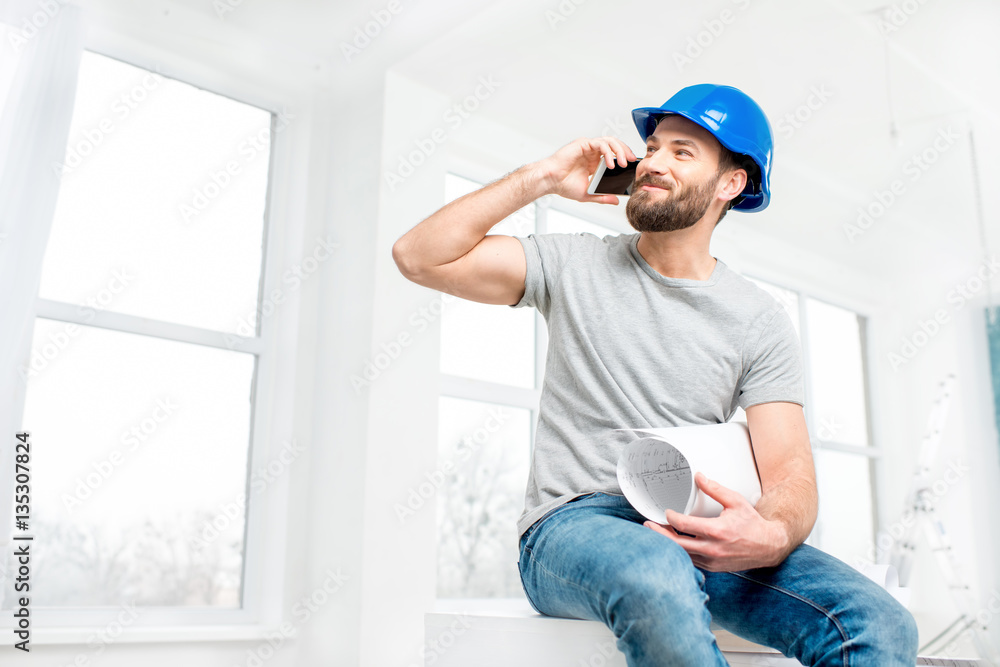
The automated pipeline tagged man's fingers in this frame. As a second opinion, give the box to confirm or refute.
[645,521,710,557]
[664,508,713,537]
[587,137,636,168]
[644,520,687,545]
[695,472,747,509]
[582,193,620,206]
[611,140,636,166]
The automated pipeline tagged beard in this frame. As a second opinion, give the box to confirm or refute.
[625,172,720,233]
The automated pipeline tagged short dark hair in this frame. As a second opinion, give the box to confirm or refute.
[714,146,759,224]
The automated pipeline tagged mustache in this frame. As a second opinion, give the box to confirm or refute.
[632,174,675,190]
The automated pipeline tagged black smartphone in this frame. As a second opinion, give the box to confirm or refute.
[587,158,641,196]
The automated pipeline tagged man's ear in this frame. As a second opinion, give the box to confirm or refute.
[718,168,748,204]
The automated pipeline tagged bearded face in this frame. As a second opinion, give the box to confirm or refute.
[625,169,722,233]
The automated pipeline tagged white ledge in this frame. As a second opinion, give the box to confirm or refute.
[426,598,800,667]
[426,600,986,666]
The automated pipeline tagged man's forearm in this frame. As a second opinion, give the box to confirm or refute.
[754,471,818,564]
[393,162,551,274]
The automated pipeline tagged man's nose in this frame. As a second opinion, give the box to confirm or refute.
[638,152,670,178]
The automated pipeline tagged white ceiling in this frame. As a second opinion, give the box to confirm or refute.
[385,0,1000,289]
[90,0,1000,290]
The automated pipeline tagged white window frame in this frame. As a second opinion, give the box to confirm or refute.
[2,34,310,643]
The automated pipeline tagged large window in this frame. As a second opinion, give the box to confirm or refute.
[744,278,877,566]
[9,51,274,610]
[434,173,879,596]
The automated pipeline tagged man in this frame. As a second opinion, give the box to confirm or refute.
[392,84,918,666]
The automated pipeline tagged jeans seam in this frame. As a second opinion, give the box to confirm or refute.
[525,546,608,621]
[518,548,544,615]
[727,570,850,667]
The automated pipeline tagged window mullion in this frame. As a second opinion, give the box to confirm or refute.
[34,298,264,355]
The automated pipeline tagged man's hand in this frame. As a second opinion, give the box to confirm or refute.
[643,471,792,572]
[535,136,637,205]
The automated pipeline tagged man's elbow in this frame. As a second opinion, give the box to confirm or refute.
[392,237,425,282]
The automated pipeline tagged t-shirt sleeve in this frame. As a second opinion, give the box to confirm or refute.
[738,305,806,410]
[508,233,581,316]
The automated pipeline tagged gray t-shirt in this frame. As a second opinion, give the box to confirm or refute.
[509,231,805,537]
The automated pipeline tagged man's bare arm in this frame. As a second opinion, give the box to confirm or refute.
[747,400,818,562]
[391,137,636,305]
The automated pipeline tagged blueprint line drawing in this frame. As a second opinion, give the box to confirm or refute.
[615,422,762,525]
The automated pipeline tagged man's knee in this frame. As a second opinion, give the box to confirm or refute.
[603,558,719,663]
[839,588,919,662]
[601,543,708,621]
[893,601,919,656]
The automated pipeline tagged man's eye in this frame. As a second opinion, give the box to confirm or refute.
[645,146,655,154]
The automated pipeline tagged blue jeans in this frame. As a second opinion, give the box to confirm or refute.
[518,492,919,667]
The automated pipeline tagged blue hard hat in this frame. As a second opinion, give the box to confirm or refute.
[631,84,773,212]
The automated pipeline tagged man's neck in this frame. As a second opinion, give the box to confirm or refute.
[635,227,717,281]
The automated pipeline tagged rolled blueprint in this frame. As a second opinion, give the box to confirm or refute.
[615,422,762,525]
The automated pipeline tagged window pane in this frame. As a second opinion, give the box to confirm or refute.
[546,208,616,238]
[812,450,875,567]
[440,174,536,387]
[38,51,271,334]
[15,319,254,607]
[437,397,531,598]
[806,298,869,446]
[747,276,801,339]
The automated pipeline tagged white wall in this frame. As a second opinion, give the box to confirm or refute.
[871,282,1000,657]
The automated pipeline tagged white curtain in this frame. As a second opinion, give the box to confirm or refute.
[0,0,84,603]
